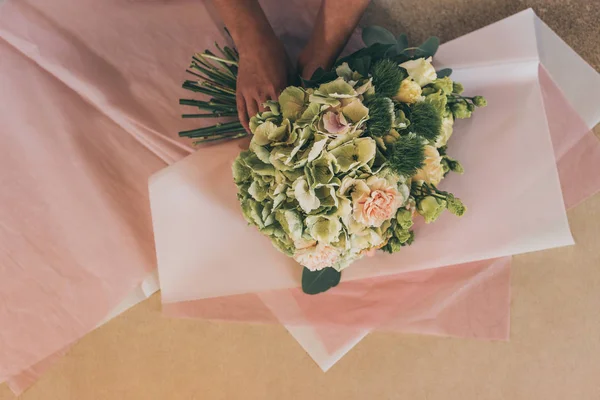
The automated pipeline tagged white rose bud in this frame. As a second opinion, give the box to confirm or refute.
[393,78,422,103]
[399,57,437,87]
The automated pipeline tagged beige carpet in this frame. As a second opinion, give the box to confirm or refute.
[362,0,599,70]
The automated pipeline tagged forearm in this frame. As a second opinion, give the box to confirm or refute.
[210,0,291,132]
[299,0,371,75]
[211,0,279,55]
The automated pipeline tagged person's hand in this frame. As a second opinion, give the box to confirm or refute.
[297,0,371,81]
[297,45,332,82]
[236,36,291,132]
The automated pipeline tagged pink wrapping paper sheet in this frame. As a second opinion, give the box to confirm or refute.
[0,38,167,380]
[150,61,574,302]
[0,0,599,394]
[0,0,204,391]
[0,0,309,392]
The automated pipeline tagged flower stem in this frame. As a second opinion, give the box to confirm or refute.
[179,99,237,112]
[179,121,244,138]
[200,52,239,67]
[192,131,247,145]
[182,112,238,118]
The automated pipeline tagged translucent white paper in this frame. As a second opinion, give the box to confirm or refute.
[150,26,574,305]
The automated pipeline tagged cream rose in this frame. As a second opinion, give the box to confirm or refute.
[413,145,444,185]
[393,78,422,103]
[293,242,340,271]
[351,176,404,227]
[399,57,437,87]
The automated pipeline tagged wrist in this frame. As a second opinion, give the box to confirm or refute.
[234,22,281,58]
[298,42,337,79]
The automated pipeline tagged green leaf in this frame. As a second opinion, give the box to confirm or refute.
[301,67,338,88]
[301,267,341,295]
[362,26,397,47]
[436,68,453,78]
[336,43,395,66]
[397,34,409,51]
[348,56,372,78]
[415,36,440,58]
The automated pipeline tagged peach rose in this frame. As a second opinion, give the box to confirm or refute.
[352,177,404,227]
[293,242,340,271]
[413,145,444,185]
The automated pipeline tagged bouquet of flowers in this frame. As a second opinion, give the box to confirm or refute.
[179,27,486,294]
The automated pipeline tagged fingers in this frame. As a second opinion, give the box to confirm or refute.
[268,88,279,105]
[255,88,280,113]
[238,87,282,134]
[246,97,259,122]
[236,91,250,133]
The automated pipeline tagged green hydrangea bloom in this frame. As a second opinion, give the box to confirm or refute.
[278,87,307,122]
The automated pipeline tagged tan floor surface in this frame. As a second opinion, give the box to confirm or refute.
[1,1,599,398]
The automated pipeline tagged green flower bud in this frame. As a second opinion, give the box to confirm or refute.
[396,208,414,230]
[441,158,450,174]
[467,102,475,112]
[425,91,448,115]
[382,129,401,147]
[394,109,410,129]
[430,77,453,95]
[473,96,487,107]
[382,237,403,254]
[396,228,413,244]
[450,102,472,119]
[446,157,464,174]
[452,82,464,94]
[446,195,466,216]
[421,86,437,96]
[417,195,446,223]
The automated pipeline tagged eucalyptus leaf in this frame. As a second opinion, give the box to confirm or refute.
[301,266,341,295]
[436,68,453,78]
[362,26,397,47]
[302,67,338,88]
[336,43,395,66]
[349,56,372,78]
[397,33,409,51]
[415,36,440,58]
